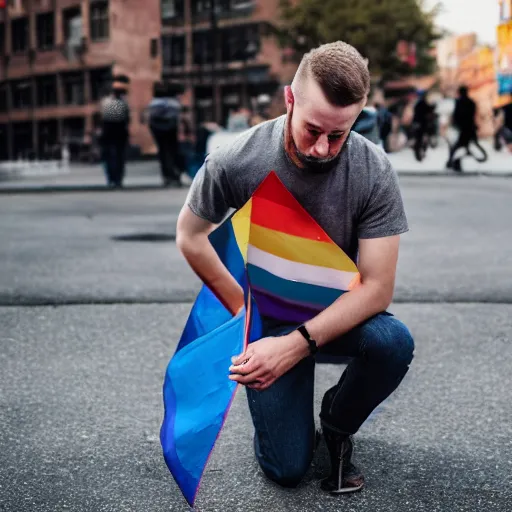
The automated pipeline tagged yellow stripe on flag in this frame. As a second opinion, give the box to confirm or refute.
[231,199,252,263]
[250,224,357,272]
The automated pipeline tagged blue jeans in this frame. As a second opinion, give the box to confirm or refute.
[246,312,414,487]
[102,141,126,186]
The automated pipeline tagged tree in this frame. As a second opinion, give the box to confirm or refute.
[278,0,442,80]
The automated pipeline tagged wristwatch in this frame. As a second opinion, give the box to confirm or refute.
[297,324,318,356]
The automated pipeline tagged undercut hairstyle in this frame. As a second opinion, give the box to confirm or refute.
[292,41,371,107]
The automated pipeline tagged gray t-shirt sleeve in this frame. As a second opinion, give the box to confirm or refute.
[186,153,235,224]
[358,164,409,239]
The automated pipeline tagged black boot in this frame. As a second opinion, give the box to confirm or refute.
[320,421,365,494]
[319,378,364,494]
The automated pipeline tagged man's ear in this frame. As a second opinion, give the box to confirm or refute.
[284,86,294,113]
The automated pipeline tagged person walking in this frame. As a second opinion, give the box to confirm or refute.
[147,82,182,187]
[375,103,392,152]
[176,41,414,495]
[446,86,487,171]
[99,76,130,188]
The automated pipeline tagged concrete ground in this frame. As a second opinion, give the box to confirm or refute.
[1,177,511,511]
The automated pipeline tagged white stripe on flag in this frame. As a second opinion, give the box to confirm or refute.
[247,245,357,291]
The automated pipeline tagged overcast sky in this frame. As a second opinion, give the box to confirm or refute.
[426,0,500,45]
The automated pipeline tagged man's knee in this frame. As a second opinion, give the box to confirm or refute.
[259,459,310,488]
[363,315,415,367]
[254,433,312,488]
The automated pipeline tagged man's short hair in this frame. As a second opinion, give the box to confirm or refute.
[293,41,370,107]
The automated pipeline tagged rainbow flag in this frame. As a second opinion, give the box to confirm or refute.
[161,171,359,507]
[239,172,360,323]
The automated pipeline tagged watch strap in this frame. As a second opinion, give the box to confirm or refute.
[297,324,318,356]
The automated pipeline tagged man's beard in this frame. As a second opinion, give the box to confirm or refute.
[285,110,343,173]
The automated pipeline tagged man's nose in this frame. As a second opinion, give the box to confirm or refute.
[313,135,329,157]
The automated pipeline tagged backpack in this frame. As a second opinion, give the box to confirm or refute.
[148,98,180,131]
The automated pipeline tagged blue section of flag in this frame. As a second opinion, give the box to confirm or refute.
[160,215,262,506]
[247,263,342,308]
[161,311,246,505]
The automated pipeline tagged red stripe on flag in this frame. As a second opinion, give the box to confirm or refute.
[251,195,333,243]
[251,171,334,243]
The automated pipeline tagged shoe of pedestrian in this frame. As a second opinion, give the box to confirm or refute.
[320,421,365,494]
[452,158,462,172]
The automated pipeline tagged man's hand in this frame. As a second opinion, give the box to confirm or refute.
[229,331,309,391]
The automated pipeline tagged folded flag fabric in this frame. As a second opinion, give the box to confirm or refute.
[160,171,360,507]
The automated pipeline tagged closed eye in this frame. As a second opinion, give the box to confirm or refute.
[328,133,343,142]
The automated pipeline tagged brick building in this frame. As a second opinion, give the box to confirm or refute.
[0,0,294,161]
[160,0,295,128]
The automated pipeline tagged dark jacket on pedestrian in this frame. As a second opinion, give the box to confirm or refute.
[453,96,477,133]
[148,97,181,132]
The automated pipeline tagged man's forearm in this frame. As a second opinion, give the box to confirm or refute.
[302,282,392,348]
[178,236,244,315]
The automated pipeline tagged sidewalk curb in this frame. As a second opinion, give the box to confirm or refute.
[397,170,512,177]
[0,170,511,194]
[0,184,170,194]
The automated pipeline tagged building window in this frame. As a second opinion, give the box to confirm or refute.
[36,75,58,107]
[90,67,111,100]
[0,83,8,113]
[38,119,59,159]
[11,79,33,109]
[220,24,259,62]
[161,0,184,20]
[90,1,109,41]
[231,0,254,7]
[62,72,85,105]
[162,35,185,67]
[192,0,212,15]
[192,0,253,15]
[37,12,55,50]
[0,124,8,161]
[62,117,85,142]
[12,122,34,160]
[193,31,214,65]
[150,38,158,58]
[0,24,5,57]
[11,17,29,53]
[63,7,82,42]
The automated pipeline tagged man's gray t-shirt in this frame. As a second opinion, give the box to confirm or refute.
[186,115,408,264]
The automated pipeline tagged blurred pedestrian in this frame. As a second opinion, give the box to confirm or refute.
[100,77,130,188]
[146,82,182,187]
[446,86,487,171]
[493,102,512,152]
[375,103,392,152]
[250,94,272,127]
[412,90,434,161]
[227,106,250,132]
[352,106,380,144]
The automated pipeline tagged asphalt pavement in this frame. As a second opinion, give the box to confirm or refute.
[1,177,511,511]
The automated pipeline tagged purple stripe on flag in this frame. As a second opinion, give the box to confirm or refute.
[252,288,323,324]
